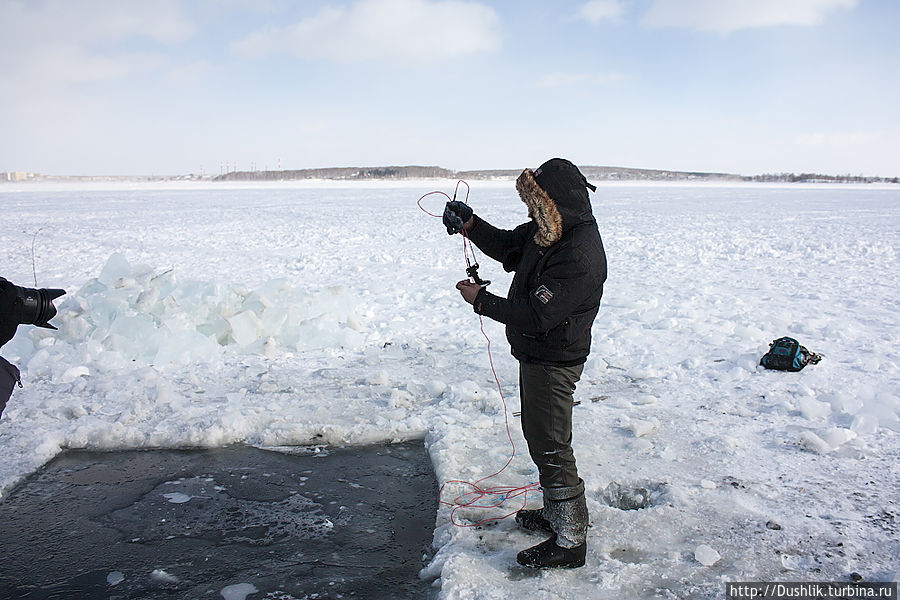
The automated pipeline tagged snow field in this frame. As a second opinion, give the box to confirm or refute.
[1,181,898,598]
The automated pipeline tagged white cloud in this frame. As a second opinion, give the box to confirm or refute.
[579,0,626,24]
[165,59,221,86]
[642,0,859,33]
[0,1,193,47]
[795,130,884,147]
[232,0,501,63]
[0,0,193,85]
[28,45,164,84]
[538,71,628,88]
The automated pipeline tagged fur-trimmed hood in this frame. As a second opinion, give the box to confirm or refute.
[515,168,563,247]
[515,159,596,247]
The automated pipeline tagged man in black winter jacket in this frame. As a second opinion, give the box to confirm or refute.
[444,158,607,569]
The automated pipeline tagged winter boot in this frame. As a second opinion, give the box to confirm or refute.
[516,534,586,569]
[516,480,588,569]
[514,507,553,534]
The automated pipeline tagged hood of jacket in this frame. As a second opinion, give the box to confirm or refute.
[515,158,596,247]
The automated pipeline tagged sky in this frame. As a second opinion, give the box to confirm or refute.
[1,0,898,177]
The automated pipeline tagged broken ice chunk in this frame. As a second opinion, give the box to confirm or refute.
[798,431,832,454]
[694,544,721,566]
[227,310,263,346]
[97,253,132,286]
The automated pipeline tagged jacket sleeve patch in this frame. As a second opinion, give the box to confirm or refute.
[534,284,553,304]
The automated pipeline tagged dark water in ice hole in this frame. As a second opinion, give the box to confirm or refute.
[0,442,438,599]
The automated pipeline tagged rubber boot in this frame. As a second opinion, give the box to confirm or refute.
[516,480,588,569]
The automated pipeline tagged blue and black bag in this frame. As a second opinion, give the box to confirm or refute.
[760,337,822,372]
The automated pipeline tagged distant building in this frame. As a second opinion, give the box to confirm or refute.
[1,171,35,182]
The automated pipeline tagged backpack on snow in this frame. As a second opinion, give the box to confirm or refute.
[760,337,822,372]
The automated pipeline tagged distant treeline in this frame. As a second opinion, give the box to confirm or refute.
[742,173,900,184]
[5,166,896,185]
[214,165,898,184]
[214,165,746,182]
[215,166,455,181]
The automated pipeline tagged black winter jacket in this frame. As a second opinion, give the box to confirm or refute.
[0,277,21,415]
[467,162,607,365]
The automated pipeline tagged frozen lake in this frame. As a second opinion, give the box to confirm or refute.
[1,180,898,598]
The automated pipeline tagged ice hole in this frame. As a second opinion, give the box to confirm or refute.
[0,442,438,600]
[600,481,667,510]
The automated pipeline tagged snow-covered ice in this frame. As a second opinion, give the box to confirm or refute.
[1,180,898,598]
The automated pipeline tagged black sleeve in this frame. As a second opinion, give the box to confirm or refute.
[0,278,19,347]
[0,356,20,417]
[473,245,599,333]
[465,215,531,272]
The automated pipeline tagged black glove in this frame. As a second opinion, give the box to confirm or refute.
[0,278,18,347]
[443,201,473,235]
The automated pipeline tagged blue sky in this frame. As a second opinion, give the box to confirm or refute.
[1,0,898,176]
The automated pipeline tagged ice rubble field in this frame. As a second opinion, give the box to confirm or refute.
[1,180,898,598]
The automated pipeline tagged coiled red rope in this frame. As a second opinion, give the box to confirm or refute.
[418,181,539,527]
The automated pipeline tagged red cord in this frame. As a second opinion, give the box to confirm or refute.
[417,183,540,527]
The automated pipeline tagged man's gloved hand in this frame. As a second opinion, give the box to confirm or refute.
[443,201,473,235]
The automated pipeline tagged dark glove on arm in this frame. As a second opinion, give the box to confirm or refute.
[443,201,473,235]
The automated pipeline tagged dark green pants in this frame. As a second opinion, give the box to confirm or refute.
[518,362,584,489]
